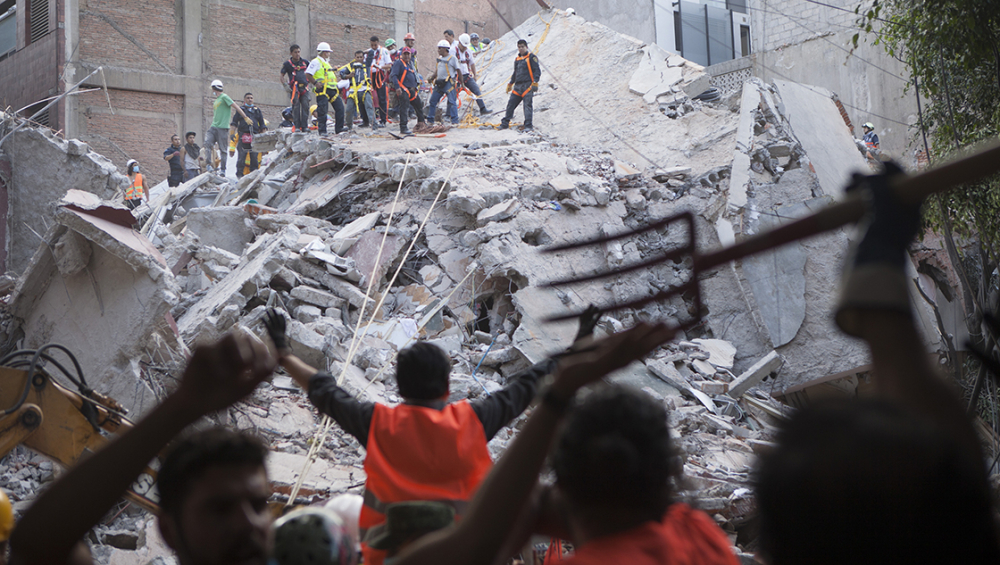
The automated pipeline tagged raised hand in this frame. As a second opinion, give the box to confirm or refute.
[173,332,276,417]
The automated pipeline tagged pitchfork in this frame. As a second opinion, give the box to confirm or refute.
[543,140,1000,326]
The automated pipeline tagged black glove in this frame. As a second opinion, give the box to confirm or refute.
[263,308,288,351]
[574,304,601,342]
[846,161,920,270]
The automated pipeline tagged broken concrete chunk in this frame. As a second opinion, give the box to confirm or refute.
[476,199,521,226]
[692,359,717,377]
[691,338,736,369]
[727,351,783,398]
[446,189,488,215]
[548,175,576,196]
[333,212,380,241]
[52,229,92,276]
[693,381,728,395]
[286,319,327,369]
[291,285,345,309]
[613,160,640,177]
[186,206,254,256]
[344,231,406,289]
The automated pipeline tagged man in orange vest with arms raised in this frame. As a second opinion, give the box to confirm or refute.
[263,308,597,565]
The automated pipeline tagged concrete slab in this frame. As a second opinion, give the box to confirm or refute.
[772,80,870,199]
[343,231,406,289]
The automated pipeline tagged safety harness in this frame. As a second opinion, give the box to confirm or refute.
[396,66,418,101]
[512,53,536,97]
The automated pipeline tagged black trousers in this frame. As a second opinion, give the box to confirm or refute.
[236,145,258,178]
[290,85,310,131]
[501,86,533,127]
[316,94,346,134]
[373,79,388,125]
[398,93,425,132]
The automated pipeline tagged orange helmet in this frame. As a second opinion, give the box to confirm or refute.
[404,33,415,40]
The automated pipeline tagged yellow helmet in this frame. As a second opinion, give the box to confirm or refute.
[0,488,13,542]
[310,105,318,115]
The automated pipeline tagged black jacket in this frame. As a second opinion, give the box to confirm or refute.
[510,52,541,85]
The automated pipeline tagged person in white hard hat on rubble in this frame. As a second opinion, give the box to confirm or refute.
[205,79,251,176]
[455,33,490,116]
[862,122,880,160]
[306,42,346,135]
[425,39,461,125]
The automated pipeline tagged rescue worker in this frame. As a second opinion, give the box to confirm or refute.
[403,33,418,72]
[500,39,540,132]
[443,29,456,50]
[279,107,294,128]
[469,32,483,53]
[261,307,594,565]
[163,134,185,187]
[230,92,267,178]
[205,79,252,175]
[280,44,311,132]
[455,33,490,116]
[389,47,426,135]
[425,39,460,125]
[862,122,880,159]
[339,50,378,132]
[183,131,205,181]
[123,159,148,210]
[366,36,393,127]
[386,38,399,62]
[307,42,345,135]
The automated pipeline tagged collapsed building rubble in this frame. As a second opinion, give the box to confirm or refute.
[0,8,926,562]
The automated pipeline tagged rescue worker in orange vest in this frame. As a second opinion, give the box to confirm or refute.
[389,47,426,135]
[123,159,148,211]
[262,308,599,565]
[500,39,541,132]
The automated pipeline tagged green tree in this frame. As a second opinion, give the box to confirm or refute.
[855,0,1000,418]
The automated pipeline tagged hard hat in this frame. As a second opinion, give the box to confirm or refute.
[400,47,414,55]
[316,42,332,52]
[470,33,479,40]
[385,38,396,47]
[863,122,874,129]
[310,104,317,115]
[0,489,13,543]
[210,79,224,90]
[437,39,451,49]
[273,507,359,565]
[459,33,471,47]
[404,33,415,40]
[281,107,293,120]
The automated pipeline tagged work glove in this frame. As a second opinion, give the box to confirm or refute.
[573,304,602,342]
[531,82,538,92]
[506,83,512,93]
[835,161,921,336]
[244,117,253,125]
[263,308,289,352]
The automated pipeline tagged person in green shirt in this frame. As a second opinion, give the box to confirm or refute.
[205,79,250,176]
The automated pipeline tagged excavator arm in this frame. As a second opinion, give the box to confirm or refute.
[0,350,160,512]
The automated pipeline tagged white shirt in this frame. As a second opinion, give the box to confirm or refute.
[454,46,474,76]
[305,57,325,76]
[372,47,392,70]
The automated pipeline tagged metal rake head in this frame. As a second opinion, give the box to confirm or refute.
[542,211,704,332]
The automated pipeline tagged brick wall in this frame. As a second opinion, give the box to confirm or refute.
[77,88,184,186]
[750,0,857,52]
[79,0,179,72]
[416,0,501,71]
[208,4,291,83]
[310,0,395,66]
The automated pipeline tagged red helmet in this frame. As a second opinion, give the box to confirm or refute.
[404,33,415,40]
[400,47,415,54]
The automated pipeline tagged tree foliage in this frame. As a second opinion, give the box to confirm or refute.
[855,0,1000,263]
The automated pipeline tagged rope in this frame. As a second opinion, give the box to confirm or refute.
[284,154,463,506]
[456,11,552,129]
[284,156,411,507]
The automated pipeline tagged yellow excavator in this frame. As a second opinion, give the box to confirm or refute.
[0,344,160,512]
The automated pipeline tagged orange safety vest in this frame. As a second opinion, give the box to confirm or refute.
[125,173,144,200]
[561,503,739,565]
[512,53,536,97]
[396,67,418,101]
[359,401,493,565]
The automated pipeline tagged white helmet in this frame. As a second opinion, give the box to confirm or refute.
[459,33,471,47]
[317,42,331,52]
[437,39,451,49]
[210,79,223,90]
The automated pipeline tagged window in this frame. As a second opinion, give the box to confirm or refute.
[28,0,48,44]
[740,24,751,57]
[0,0,15,57]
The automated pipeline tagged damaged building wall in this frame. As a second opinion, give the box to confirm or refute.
[0,0,418,185]
[0,126,127,274]
[493,0,656,45]
[748,0,918,161]
[414,0,501,68]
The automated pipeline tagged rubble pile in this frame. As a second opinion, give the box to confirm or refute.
[0,10,888,562]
